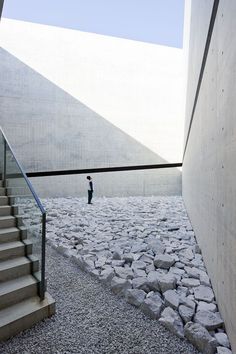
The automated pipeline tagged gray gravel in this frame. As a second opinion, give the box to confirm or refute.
[0,246,200,354]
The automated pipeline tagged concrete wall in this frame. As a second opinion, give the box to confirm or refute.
[31,168,181,199]
[0,18,184,197]
[183,1,236,351]
[184,0,214,141]
[0,0,4,20]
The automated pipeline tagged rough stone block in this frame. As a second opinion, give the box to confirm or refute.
[111,277,132,295]
[141,293,163,319]
[194,311,224,331]
[159,307,184,338]
[154,254,175,269]
[184,321,218,354]
[125,289,146,307]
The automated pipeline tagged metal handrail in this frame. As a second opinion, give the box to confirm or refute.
[0,126,46,300]
[26,162,182,178]
[1,127,45,214]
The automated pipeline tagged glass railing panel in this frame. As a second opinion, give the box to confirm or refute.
[4,138,45,298]
[0,132,4,179]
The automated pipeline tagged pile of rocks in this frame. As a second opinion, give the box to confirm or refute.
[43,196,232,354]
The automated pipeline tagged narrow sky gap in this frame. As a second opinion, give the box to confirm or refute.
[2,0,184,47]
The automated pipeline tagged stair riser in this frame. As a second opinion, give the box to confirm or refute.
[0,198,8,206]
[6,187,25,196]
[0,207,12,217]
[0,244,32,261]
[0,299,55,341]
[0,283,38,310]
[6,188,17,196]
[0,206,19,217]
[0,260,39,282]
[0,218,16,229]
[0,230,22,244]
[0,188,6,196]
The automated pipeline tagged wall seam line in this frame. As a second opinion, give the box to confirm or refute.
[183,0,220,161]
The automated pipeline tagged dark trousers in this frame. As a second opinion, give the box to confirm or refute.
[88,190,93,204]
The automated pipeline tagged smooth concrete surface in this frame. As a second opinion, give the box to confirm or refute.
[0,18,185,163]
[182,0,192,137]
[0,293,55,342]
[0,0,4,20]
[183,1,236,351]
[184,0,214,143]
[0,18,184,196]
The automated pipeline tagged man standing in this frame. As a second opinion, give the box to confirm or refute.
[86,176,93,204]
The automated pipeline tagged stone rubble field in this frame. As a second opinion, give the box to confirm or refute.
[43,196,232,354]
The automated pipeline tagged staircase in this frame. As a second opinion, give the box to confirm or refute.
[0,178,55,341]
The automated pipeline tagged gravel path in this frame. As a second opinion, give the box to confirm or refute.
[0,245,200,354]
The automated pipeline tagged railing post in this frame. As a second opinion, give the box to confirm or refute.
[3,139,6,187]
[40,212,46,300]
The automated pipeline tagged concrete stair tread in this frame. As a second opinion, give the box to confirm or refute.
[0,216,15,222]
[0,256,31,272]
[9,195,31,198]
[0,275,37,297]
[0,196,8,199]
[0,227,23,245]
[0,240,24,252]
[0,206,11,216]
[0,292,55,328]
[0,196,8,205]
[0,227,19,235]
[0,216,16,229]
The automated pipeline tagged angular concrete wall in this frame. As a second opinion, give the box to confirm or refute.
[0,18,184,197]
[183,0,214,141]
[183,1,236,351]
[0,1,4,20]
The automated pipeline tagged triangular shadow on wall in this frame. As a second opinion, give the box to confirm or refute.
[0,48,180,178]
